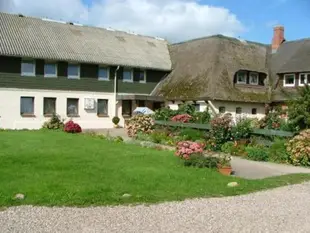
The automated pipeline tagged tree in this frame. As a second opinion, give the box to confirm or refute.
[288,85,310,131]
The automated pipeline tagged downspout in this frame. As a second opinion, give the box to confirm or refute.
[114,66,120,117]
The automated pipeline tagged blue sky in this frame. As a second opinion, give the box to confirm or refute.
[1,0,309,43]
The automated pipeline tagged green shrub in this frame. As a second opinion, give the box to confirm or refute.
[112,116,120,125]
[136,132,152,141]
[245,146,269,161]
[183,154,220,168]
[177,103,196,115]
[231,118,253,141]
[42,113,64,130]
[286,129,310,166]
[221,142,235,154]
[231,144,247,156]
[210,114,232,150]
[192,109,211,124]
[154,107,178,121]
[179,128,205,141]
[268,139,290,163]
[150,131,169,144]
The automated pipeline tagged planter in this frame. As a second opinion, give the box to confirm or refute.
[217,166,232,176]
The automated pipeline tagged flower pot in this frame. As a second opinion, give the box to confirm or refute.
[218,166,232,176]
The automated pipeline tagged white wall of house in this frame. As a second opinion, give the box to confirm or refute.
[0,88,122,130]
[166,100,266,120]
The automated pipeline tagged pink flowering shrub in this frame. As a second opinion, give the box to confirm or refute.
[171,114,192,123]
[175,141,204,159]
[64,120,82,133]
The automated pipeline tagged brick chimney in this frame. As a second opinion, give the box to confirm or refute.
[272,25,285,53]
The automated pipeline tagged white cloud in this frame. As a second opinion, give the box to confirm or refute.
[0,0,245,42]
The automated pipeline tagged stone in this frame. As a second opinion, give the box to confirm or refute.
[122,193,132,198]
[227,182,239,187]
[14,193,25,200]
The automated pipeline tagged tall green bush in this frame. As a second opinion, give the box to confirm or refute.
[231,118,253,141]
[268,138,290,163]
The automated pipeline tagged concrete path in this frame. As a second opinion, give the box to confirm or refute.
[1,182,310,233]
[231,156,310,179]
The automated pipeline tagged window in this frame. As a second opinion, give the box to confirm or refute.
[98,67,109,81]
[193,104,200,112]
[44,62,57,77]
[122,100,132,116]
[236,107,242,114]
[123,68,133,82]
[67,98,79,116]
[20,97,34,116]
[97,99,108,116]
[139,70,146,83]
[237,72,247,84]
[21,60,35,76]
[68,64,80,79]
[284,74,295,87]
[219,106,226,113]
[43,98,56,116]
[249,72,259,85]
[299,73,310,86]
[252,108,257,115]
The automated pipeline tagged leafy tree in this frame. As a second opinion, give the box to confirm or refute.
[288,85,310,131]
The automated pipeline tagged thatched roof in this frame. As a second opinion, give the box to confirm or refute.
[0,12,171,71]
[152,35,270,103]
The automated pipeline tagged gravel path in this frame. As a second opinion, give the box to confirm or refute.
[1,182,310,233]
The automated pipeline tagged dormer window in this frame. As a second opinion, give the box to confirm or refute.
[237,72,247,84]
[299,73,310,86]
[249,72,259,85]
[284,74,295,87]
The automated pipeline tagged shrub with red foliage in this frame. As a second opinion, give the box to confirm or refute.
[175,141,204,160]
[171,114,192,123]
[64,120,82,133]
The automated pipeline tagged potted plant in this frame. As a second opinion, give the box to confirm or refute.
[112,116,120,128]
[217,154,232,176]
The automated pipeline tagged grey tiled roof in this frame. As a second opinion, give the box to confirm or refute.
[0,13,172,71]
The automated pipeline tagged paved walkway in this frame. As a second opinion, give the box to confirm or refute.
[1,182,310,233]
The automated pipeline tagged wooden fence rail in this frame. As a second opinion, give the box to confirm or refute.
[154,120,295,138]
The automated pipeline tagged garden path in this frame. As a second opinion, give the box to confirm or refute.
[1,182,310,232]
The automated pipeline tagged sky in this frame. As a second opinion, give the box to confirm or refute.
[0,0,309,43]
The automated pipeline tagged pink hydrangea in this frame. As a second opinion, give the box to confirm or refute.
[171,114,192,123]
[175,141,204,159]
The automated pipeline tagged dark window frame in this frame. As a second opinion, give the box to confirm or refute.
[43,97,56,117]
[97,99,109,117]
[67,98,79,117]
[20,96,35,117]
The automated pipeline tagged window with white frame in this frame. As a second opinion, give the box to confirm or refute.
[237,71,247,84]
[283,74,295,87]
[97,99,108,116]
[67,98,79,116]
[44,62,57,77]
[67,64,80,79]
[20,97,34,115]
[43,97,56,116]
[249,72,259,85]
[123,68,133,82]
[21,60,36,76]
[299,73,310,86]
[98,66,109,80]
[139,70,146,83]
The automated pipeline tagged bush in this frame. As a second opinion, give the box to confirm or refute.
[126,115,154,137]
[258,108,286,130]
[175,141,204,160]
[171,114,192,123]
[179,128,205,141]
[192,109,211,124]
[150,131,169,144]
[245,146,268,161]
[177,103,196,115]
[221,142,235,154]
[268,139,290,163]
[183,154,219,168]
[210,114,232,150]
[288,85,310,131]
[286,129,310,166]
[112,116,120,125]
[153,107,178,121]
[64,120,82,133]
[231,118,253,141]
[42,113,64,130]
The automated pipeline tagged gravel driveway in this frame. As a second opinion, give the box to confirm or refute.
[1,182,310,233]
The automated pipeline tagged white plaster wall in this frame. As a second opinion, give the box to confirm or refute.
[0,88,118,129]
[166,100,266,120]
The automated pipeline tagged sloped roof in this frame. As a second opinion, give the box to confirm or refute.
[152,35,270,102]
[0,13,171,71]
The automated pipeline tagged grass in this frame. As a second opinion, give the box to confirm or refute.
[0,130,310,207]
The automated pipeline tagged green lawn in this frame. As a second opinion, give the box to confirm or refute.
[0,130,309,207]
